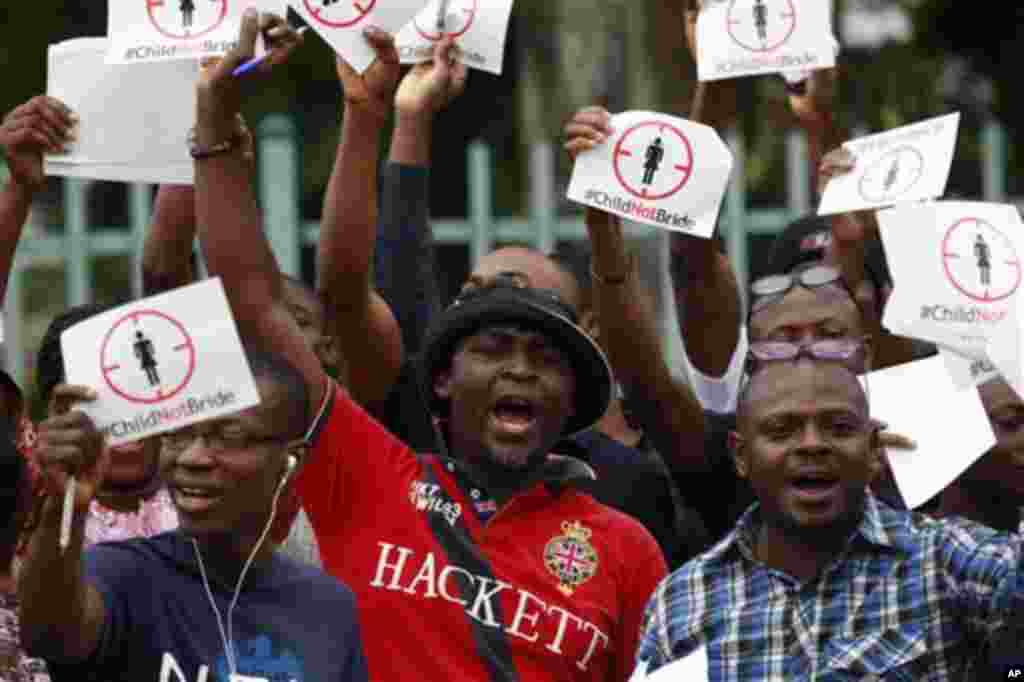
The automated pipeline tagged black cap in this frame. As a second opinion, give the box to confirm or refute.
[767,214,892,292]
[420,284,612,437]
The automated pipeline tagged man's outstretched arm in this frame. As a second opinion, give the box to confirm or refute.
[0,96,76,303]
[193,12,326,409]
[672,0,743,381]
[566,107,708,473]
[318,32,404,405]
[373,38,466,358]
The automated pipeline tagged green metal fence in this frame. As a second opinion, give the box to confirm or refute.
[2,116,1014,390]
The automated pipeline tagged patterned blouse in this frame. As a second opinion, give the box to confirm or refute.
[0,593,49,682]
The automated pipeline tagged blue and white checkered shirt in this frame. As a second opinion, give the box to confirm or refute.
[636,494,1024,680]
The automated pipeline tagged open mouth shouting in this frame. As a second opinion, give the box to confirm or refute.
[489,395,539,439]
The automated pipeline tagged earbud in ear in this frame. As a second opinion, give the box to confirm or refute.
[279,454,298,486]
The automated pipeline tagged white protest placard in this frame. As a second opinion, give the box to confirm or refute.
[630,647,709,681]
[107,0,288,64]
[864,356,995,509]
[46,160,194,186]
[696,0,836,82]
[879,201,1024,369]
[566,111,733,239]
[395,0,514,75]
[939,345,1000,391]
[61,278,260,446]
[290,0,426,73]
[817,113,960,216]
[45,38,196,184]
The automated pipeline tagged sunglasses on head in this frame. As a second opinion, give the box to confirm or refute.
[748,265,858,318]
[745,337,864,371]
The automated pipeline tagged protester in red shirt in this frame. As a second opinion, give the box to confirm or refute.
[192,16,666,681]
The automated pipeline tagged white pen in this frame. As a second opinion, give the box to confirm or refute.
[59,476,76,552]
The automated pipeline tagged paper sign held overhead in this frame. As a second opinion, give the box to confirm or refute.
[863,356,995,510]
[938,345,1000,391]
[395,0,514,75]
[61,278,260,446]
[879,201,1024,388]
[290,0,426,73]
[818,112,960,216]
[697,0,836,82]
[567,111,733,239]
[107,0,288,64]
[45,38,196,185]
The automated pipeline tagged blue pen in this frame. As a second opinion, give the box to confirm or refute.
[232,26,309,77]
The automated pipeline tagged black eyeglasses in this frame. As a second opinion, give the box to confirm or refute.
[748,265,858,318]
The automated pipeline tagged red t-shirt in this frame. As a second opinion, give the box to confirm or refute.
[297,383,667,682]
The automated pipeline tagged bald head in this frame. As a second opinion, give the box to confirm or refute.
[465,247,581,312]
[737,359,869,432]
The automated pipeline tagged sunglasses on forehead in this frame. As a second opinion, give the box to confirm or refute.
[748,265,858,318]
[738,339,873,422]
[745,337,864,370]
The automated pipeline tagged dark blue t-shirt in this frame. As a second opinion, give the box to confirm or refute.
[46,531,368,682]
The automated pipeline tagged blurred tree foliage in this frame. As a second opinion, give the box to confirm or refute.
[1,1,1017,210]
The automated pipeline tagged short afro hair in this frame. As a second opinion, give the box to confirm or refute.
[36,303,118,405]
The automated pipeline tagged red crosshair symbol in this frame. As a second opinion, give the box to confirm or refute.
[726,0,797,53]
[941,217,1022,304]
[612,121,694,201]
[304,0,377,29]
[146,0,228,41]
[100,309,197,405]
[414,0,478,40]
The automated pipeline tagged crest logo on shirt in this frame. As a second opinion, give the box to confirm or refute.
[543,521,599,596]
[409,480,462,526]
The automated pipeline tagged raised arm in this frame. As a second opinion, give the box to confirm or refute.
[141,184,197,295]
[373,38,466,356]
[19,386,107,662]
[565,107,707,472]
[671,0,743,381]
[0,96,75,303]
[318,31,404,405]
[193,12,326,410]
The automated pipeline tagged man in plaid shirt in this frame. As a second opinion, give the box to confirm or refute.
[636,357,1024,680]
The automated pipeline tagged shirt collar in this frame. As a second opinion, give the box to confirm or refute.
[707,492,910,565]
[438,453,596,502]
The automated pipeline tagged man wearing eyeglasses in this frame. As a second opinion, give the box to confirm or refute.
[636,357,1024,680]
[20,346,369,681]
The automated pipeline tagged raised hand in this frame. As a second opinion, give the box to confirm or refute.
[564,106,614,162]
[0,96,76,191]
[788,67,837,131]
[395,37,468,118]
[196,11,304,145]
[36,384,107,511]
[337,28,401,122]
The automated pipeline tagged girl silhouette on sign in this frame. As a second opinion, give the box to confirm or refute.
[134,330,161,387]
[975,234,992,287]
[180,0,196,29]
[753,0,769,42]
[642,138,665,185]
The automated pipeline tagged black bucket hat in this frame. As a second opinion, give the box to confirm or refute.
[420,283,612,438]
